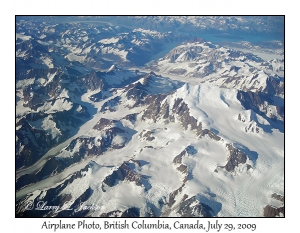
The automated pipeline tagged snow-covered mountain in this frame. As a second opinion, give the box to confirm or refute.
[148,41,284,98]
[99,16,284,35]
[16,18,188,71]
[16,16,284,218]
[220,40,284,57]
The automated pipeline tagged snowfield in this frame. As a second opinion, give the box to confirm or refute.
[16,73,284,217]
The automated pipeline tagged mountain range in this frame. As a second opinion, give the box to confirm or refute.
[16,16,284,217]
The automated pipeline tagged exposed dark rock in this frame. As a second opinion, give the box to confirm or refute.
[121,207,140,217]
[89,90,113,102]
[237,90,284,133]
[94,121,126,143]
[23,86,49,110]
[263,205,284,217]
[145,206,156,217]
[263,193,284,217]
[158,196,168,206]
[177,196,214,217]
[149,71,157,76]
[142,97,205,138]
[58,194,72,203]
[18,67,60,81]
[103,163,144,187]
[139,130,155,142]
[100,207,140,217]
[276,105,284,118]
[93,118,115,130]
[177,164,188,174]
[125,82,149,108]
[198,129,221,140]
[168,184,185,207]
[173,145,197,165]
[244,121,260,133]
[72,104,90,118]
[237,90,267,112]
[172,98,199,131]
[76,71,104,91]
[100,210,122,217]
[173,150,187,164]
[100,96,121,112]
[230,65,241,72]
[142,94,168,122]
[16,118,53,170]
[144,131,155,141]
[65,137,104,155]
[129,159,141,167]
[122,113,137,124]
[56,187,94,217]
[271,193,284,203]
[264,76,284,97]
[223,144,247,172]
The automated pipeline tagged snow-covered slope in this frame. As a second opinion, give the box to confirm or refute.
[16,72,284,217]
[148,41,284,98]
[16,18,189,72]
[104,16,284,36]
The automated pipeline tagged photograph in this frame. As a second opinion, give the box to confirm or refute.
[15,16,284,220]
